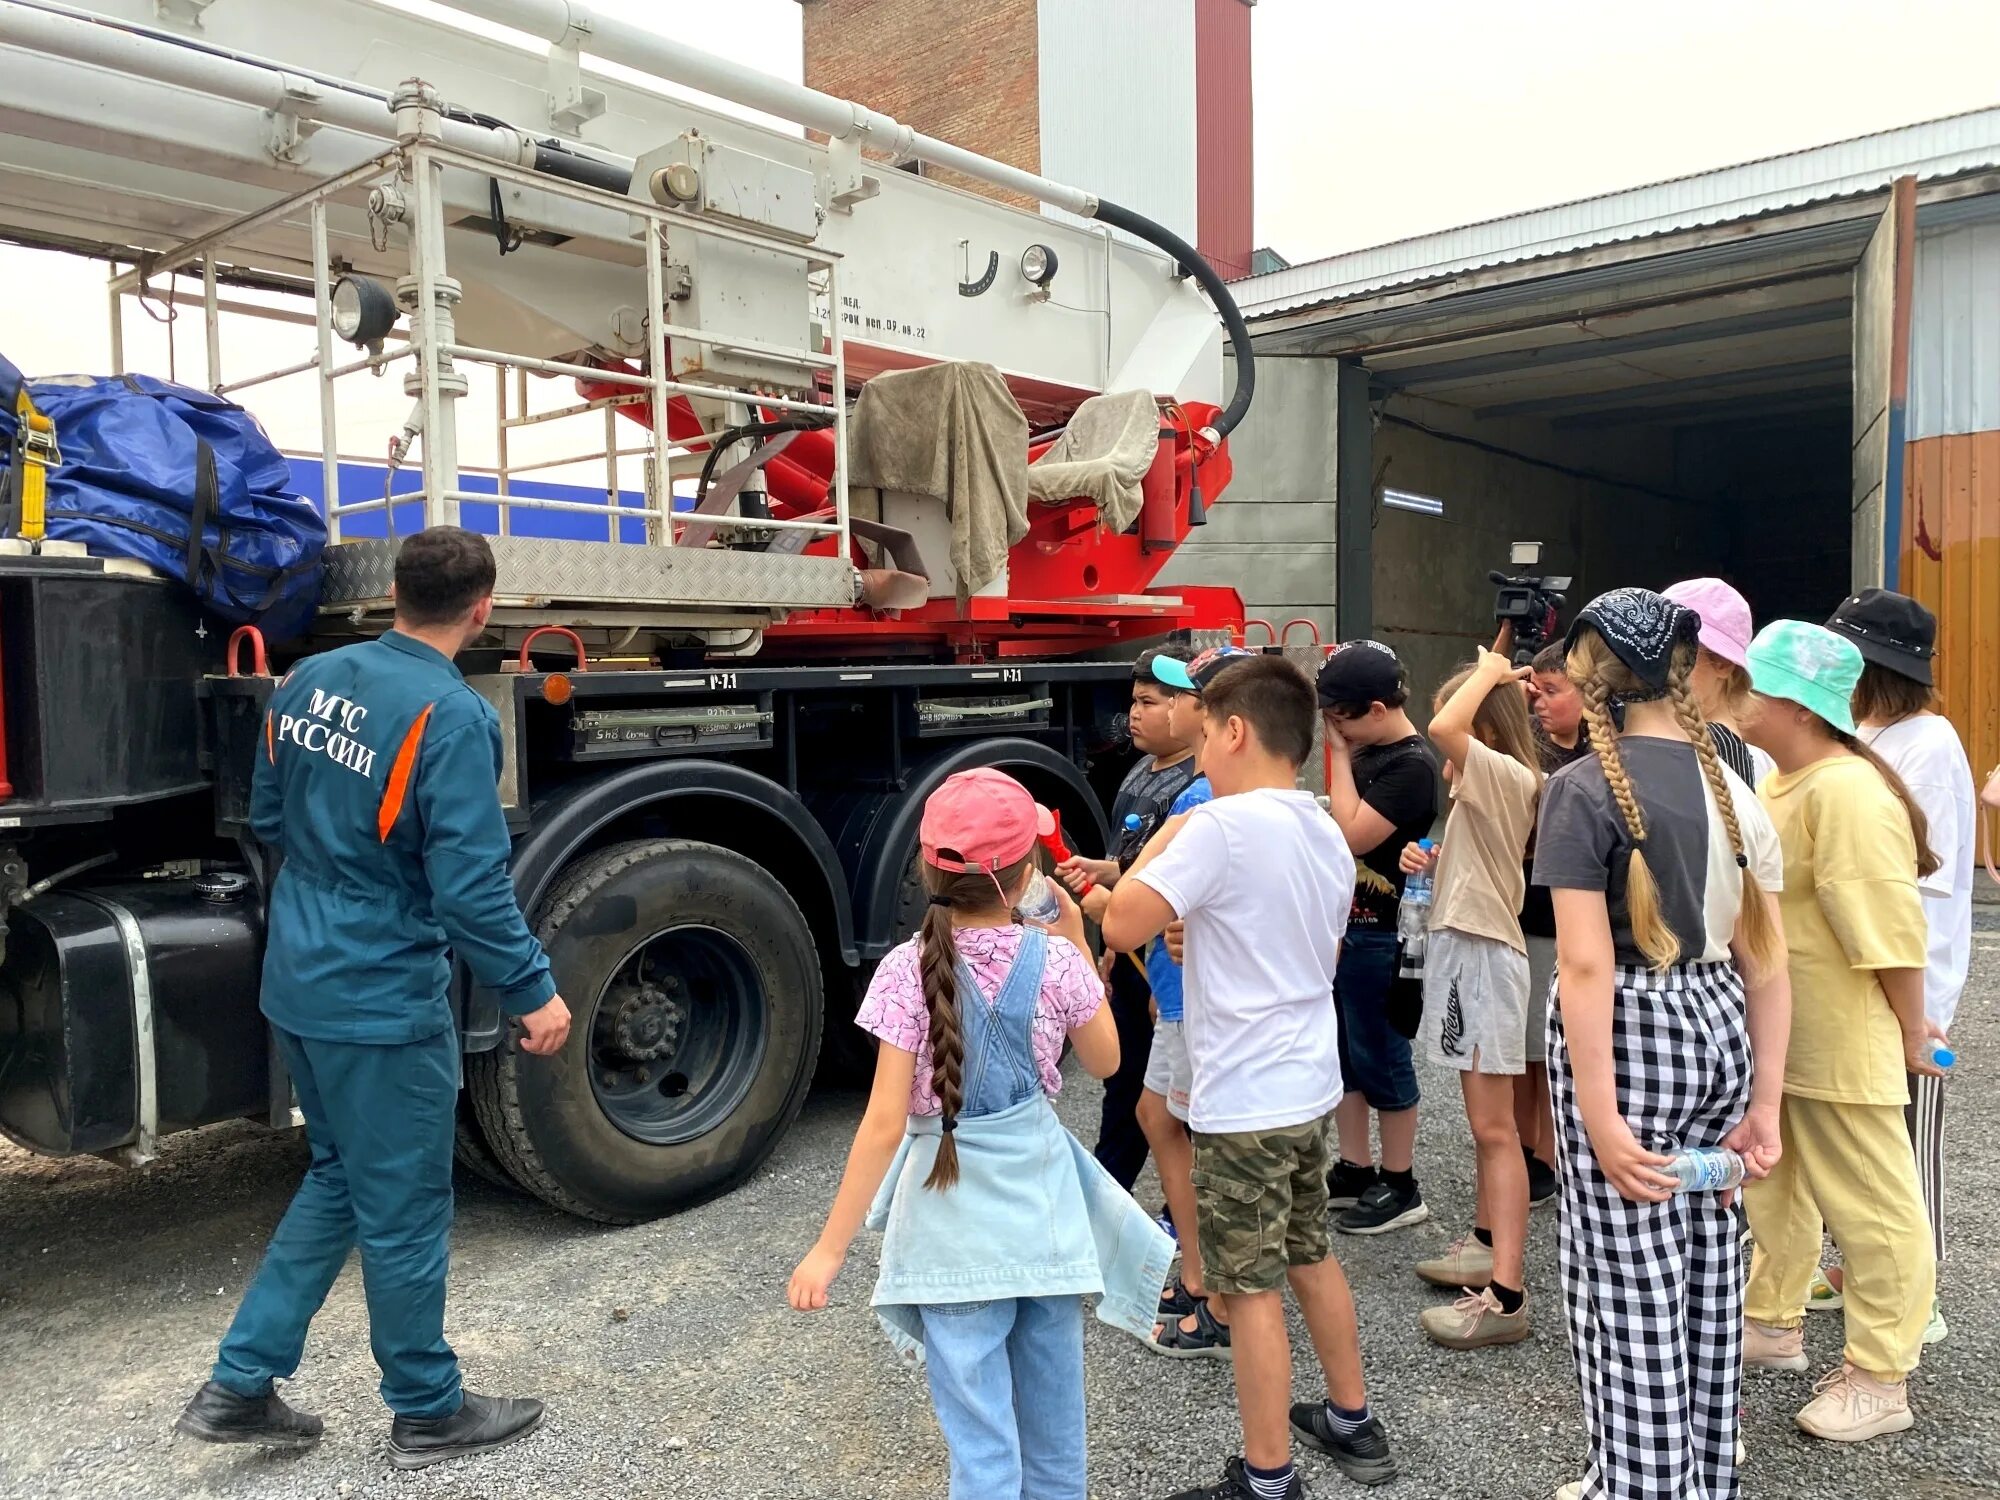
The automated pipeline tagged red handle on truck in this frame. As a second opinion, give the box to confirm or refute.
[516,626,589,673]
[225,625,270,678]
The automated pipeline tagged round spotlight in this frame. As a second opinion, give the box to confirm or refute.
[330,275,398,349]
[1020,243,1059,288]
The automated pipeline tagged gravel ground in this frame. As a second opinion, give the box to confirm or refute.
[5,923,2000,1500]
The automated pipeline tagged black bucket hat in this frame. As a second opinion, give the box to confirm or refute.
[1826,588,1936,687]
[1564,587,1701,691]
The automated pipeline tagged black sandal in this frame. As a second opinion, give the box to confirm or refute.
[1158,1275,1206,1320]
[1146,1297,1233,1361]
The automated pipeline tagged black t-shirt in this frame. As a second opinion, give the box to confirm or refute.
[1347,736,1440,930]
[1521,730,1591,939]
[1533,739,1717,967]
[1109,753,1199,868]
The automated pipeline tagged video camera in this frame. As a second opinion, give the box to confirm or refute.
[1489,541,1570,666]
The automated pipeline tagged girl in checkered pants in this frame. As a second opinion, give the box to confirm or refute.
[1532,590,1792,1500]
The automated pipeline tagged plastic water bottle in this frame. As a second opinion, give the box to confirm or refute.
[1397,839,1436,945]
[1017,868,1064,925]
[1666,1146,1745,1193]
[1930,1041,1957,1070]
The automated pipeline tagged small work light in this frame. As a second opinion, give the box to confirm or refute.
[330,275,398,352]
[1020,243,1058,288]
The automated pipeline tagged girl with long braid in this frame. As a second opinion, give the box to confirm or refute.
[1533,589,1792,1500]
[788,769,1170,1500]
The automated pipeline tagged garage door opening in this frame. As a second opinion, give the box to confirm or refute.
[1357,270,1860,699]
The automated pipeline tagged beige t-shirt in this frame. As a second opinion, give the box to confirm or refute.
[1430,736,1541,953]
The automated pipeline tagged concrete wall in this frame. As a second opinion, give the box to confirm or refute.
[1367,398,1699,715]
[1156,356,1339,639]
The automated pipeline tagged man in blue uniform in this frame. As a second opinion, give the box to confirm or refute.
[176,527,571,1469]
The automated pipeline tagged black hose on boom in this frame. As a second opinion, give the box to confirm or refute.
[1090,199,1255,441]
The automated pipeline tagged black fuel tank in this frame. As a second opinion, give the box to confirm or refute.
[0,876,265,1156]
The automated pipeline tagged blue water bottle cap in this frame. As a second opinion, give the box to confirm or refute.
[1419,838,1435,851]
[1123,813,1144,830]
[1933,1045,1956,1069]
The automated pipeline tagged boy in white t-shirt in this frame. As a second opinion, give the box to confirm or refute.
[1103,655,1398,1500]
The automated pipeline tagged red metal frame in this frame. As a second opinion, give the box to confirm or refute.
[580,352,1243,661]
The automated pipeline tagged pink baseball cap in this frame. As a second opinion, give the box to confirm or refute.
[1661,577,1754,669]
[920,768,1056,873]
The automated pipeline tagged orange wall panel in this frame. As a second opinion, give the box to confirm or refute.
[1900,432,2000,780]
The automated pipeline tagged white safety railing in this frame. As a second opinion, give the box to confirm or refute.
[104,130,852,564]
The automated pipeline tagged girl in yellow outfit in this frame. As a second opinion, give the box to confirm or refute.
[1740,619,1945,1442]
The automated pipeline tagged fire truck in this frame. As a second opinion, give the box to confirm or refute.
[0,0,1254,1222]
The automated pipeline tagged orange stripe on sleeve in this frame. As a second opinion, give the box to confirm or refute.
[265,710,275,764]
[377,703,436,843]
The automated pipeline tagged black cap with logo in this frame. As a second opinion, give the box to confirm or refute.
[1316,640,1405,709]
[1825,588,1936,686]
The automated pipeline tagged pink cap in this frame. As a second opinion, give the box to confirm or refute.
[920,768,1056,873]
[1661,577,1754,669]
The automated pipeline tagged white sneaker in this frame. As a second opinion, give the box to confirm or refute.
[1923,1300,1948,1346]
[1795,1363,1914,1442]
[1554,1484,1583,1500]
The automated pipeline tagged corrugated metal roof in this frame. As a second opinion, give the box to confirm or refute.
[1241,107,2000,321]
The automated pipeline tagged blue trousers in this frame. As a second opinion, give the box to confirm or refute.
[213,1026,462,1418]
[919,1295,1086,1500]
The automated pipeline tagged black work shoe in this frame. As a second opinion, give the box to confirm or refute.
[174,1380,324,1449]
[1290,1404,1400,1487]
[1337,1176,1430,1236]
[1326,1159,1379,1210]
[1525,1148,1558,1207]
[1165,1456,1304,1500]
[386,1390,545,1470]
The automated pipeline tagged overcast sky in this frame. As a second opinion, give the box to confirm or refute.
[333,0,2000,262]
[7,0,1999,463]
[1258,0,2000,263]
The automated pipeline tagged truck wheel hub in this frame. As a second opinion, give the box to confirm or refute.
[606,979,683,1064]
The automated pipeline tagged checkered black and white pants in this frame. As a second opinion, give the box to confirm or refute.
[1547,960,1753,1500]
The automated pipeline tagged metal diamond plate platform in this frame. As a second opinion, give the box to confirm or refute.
[320,536,858,613]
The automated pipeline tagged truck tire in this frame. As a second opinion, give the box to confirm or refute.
[468,839,822,1223]
[453,1096,516,1190]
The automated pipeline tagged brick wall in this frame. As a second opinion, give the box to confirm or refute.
[800,0,1041,209]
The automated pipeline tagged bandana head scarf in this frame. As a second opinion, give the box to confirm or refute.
[1564,587,1701,728]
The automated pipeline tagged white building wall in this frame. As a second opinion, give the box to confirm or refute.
[1036,0,1199,247]
[1910,218,2000,441]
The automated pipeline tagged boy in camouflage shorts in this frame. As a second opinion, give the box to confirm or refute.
[1105,655,1400,1498]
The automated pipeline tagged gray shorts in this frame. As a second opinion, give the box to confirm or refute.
[1525,935,1557,1065]
[1143,1019,1190,1121]
[1421,928,1531,1076]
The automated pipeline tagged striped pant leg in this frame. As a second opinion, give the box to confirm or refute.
[1904,1071,1946,1264]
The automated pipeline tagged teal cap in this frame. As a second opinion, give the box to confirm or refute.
[1151,644,1254,693]
[1745,619,1862,735]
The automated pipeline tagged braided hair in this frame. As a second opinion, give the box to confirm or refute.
[1666,653,1781,978]
[1567,630,1678,970]
[916,853,1032,1191]
[1832,732,1942,881]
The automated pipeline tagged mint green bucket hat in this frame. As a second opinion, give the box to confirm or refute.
[1745,619,1862,735]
